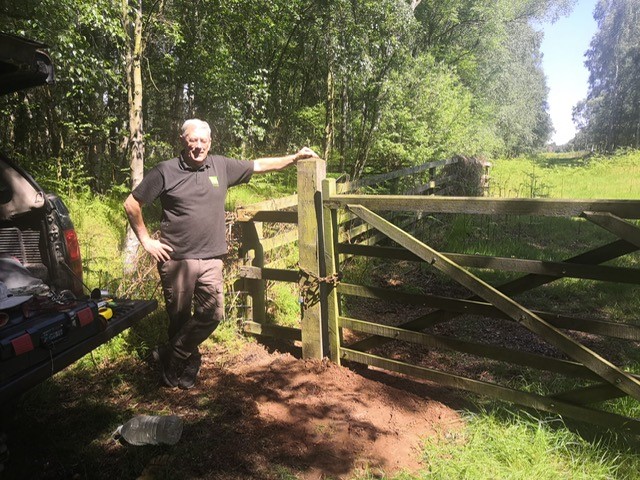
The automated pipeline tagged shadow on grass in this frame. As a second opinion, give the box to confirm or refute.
[536,153,595,169]
[464,400,640,454]
[1,358,169,480]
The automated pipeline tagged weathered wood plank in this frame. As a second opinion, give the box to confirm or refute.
[337,159,453,193]
[549,383,628,405]
[323,178,342,363]
[239,221,266,323]
[347,204,640,400]
[261,229,299,252]
[349,239,638,352]
[340,316,600,380]
[298,159,327,359]
[323,196,640,218]
[235,193,299,220]
[237,210,298,223]
[338,282,640,341]
[339,219,375,240]
[339,215,415,244]
[243,321,301,341]
[497,239,638,296]
[402,174,452,196]
[336,244,640,284]
[404,182,441,195]
[535,312,640,340]
[583,211,640,248]
[340,348,640,434]
[239,266,299,283]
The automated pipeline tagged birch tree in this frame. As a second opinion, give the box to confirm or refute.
[122,0,146,268]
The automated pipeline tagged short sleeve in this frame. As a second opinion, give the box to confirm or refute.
[132,166,165,204]
[225,158,254,187]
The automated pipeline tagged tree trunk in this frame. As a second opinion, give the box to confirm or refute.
[324,64,335,161]
[323,7,335,162]
[123,0,145,272]
[338,82,348,173]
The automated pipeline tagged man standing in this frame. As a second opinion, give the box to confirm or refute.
[124,118,318,389]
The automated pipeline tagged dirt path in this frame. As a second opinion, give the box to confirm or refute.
[3,338,465,480]
[186,342,463,479]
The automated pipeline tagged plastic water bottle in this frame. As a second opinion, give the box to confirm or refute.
[114,415,183,446]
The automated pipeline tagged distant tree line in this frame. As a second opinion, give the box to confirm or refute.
[572,0,640,152]
[0,0,573,194]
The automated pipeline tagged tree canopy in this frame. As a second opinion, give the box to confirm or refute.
[0,0,572,190]
[573,0,640,151]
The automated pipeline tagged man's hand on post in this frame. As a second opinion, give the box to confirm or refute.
[294,147,320,162]
[253,147,320,173]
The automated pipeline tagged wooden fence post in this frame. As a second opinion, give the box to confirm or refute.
[297,158,328,359]
[322,178,341,364]
[428,166,436,195]
[482,161,492,196]
[240,221,265,323]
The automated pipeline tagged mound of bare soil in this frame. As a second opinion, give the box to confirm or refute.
[2,341,463,480]
[192,342,463,479]
[141,342,464,479]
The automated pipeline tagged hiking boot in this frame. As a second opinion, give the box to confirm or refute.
[178,350,202,390]
[153,345,183,388]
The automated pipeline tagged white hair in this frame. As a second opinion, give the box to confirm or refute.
[181,119,211,139]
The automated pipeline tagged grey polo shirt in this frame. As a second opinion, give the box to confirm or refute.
[133,154,254,259]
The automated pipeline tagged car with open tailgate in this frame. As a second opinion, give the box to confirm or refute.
[0,32,157,404]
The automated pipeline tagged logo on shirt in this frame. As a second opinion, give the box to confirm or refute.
[209,176,219,187]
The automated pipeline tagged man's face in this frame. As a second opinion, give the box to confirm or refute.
[181,126,211,164]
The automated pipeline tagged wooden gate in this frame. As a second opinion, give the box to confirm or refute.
[321,176,640,434]
[236,157,469,357]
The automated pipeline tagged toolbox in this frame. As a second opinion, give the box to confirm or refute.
[0,301,102,381]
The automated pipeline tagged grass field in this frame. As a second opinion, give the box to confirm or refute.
[490,150,640,199]
[441,150,640,315]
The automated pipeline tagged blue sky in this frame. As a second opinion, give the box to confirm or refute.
[540,0,599,145]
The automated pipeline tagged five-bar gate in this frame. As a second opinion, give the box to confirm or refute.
[320,174,640,434]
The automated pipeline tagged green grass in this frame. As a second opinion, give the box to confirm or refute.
[346,407,640,480]
[266,281,301,327]
[226,170,296,209]
[490,150,640,199]
[64,192,128,295]
[432,150,640,316]
[414,409,640,480]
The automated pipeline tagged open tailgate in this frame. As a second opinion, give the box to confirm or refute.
[0,298,157,404]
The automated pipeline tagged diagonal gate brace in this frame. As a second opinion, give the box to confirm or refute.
[347,204,640,401]
[582,211,640,249]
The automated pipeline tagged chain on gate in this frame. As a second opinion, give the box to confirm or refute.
[298,266,342,309]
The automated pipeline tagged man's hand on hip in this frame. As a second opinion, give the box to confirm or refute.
[141,238,174,262]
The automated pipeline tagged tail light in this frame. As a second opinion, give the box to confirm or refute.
[63,228,84,296]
